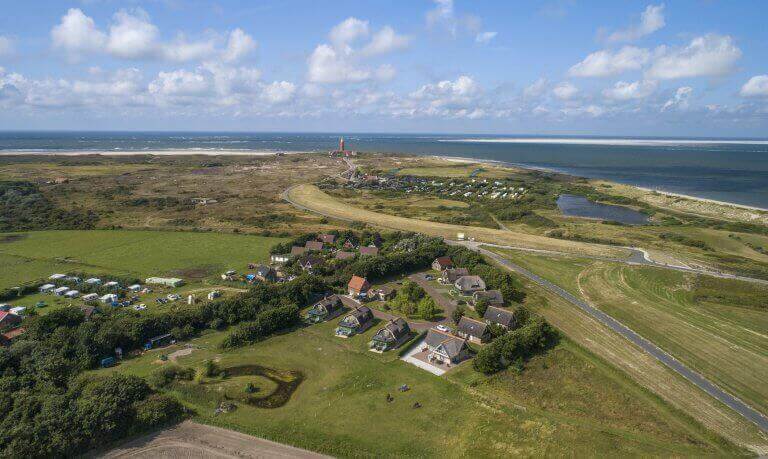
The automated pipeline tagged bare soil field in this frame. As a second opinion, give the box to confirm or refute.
[100,421,329,458]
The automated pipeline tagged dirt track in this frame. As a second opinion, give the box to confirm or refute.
[100,421,329,458]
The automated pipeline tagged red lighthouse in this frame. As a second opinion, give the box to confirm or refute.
[339,137,345,151]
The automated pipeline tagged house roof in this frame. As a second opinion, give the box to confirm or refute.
[455,276,486,291]
[483,306,515,328]
[1,327,25,341]
[359,246,379,256]
[457,316,489,338]
[255,265,274,276]
[0,311,20,324]
[474,289,504,304]
[384,318,410,339]
[348,306,373,323]
[315,295,343,312]
[424,328,467,358]
[442,268,469,282]
[318,234,336,243]
[300,255,325,267]
[335,251,356,260]
[378,285,396,295]
[348,275,370,291]
[434,256,453,268]
[290,246,307,256]
[305,241,324,251]
[342,240,355,248]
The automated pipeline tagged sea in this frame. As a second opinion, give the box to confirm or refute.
[1,131,767,210]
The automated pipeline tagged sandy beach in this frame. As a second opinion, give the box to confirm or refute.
[0,149,310,156]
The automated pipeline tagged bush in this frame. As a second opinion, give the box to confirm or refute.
[149,365,194,388]
[473,314,558,375]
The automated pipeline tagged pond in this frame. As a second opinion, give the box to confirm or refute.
[557,194,649,225]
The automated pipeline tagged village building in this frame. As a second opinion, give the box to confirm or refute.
[9,307,25,316]
[49,273,66,280]
[342,240,355,250]
[432,256,454,271]
[64,290,80,299]
[454,275,487,296]
[335,306,374,337]
[299,255,325,273]
[54,286,70,296]
[348,275,371,297]
[376,285,397,301]
[128,284,142,292]
[440,267,469,284]
[104,281,120,289]
[39,283,55,293]
[254,265,277,282]
[370,318,411,352]
[423,328,471,364]
[305,295,344,323]
[270,254,290,264]
[359,246,379,256]
[305,240,324,251]
[472,290,504,308]
[290,246,308,257]
[0,327,25,346]
[145,277,184,287]
[100,293,118,304]
[207,290,222,300]
[0,311,22,331]
[85,278,102,285]
[317,234,336,244]
[483,306,516,330]
[82,293,99,303]
[335,251,356,260]
[456,316,491,344]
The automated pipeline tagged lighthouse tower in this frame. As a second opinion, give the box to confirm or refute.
[339,137,345,152]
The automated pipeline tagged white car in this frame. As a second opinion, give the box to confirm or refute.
[436,325,451,333]
[133,304,147,311]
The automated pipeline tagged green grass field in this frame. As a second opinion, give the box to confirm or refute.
[0,230,286,290]
[96,317,743,457]
[491,248,768,419]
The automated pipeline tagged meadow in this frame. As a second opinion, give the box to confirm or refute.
[97,316,744,457]
[0,230,285,288]
[491,248,768,439]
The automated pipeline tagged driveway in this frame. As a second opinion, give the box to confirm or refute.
[407,272,458,325]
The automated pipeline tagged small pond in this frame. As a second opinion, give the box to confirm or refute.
[557,194,649,225]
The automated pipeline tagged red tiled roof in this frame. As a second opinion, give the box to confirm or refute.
[1,327,25,340]
[348,275,369,291]
[359,246,379,256]
[434,256,453,268]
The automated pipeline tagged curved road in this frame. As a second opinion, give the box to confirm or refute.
[457,241,768,433]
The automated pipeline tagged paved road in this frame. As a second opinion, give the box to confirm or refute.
[455,241,768,433]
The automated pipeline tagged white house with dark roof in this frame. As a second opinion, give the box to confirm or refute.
[453,275,486,296]
[423,328,471,364]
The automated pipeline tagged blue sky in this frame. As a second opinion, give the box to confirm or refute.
[0,0,767,136]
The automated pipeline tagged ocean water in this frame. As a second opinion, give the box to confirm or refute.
[1,131,767,209]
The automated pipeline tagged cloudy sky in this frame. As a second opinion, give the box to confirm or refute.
[0,0,767,136]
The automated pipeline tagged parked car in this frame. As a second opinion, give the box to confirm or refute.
[436,324,451,333]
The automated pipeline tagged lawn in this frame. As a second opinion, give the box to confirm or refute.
[95,317,745,458]
[0,230,287,289]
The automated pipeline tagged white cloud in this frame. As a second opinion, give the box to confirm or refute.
[0,36,14,57]
[361,26,410,56]
[602,79,657,100]
[607,4,665,43]
[569,46,650,77]
[307,18,407,84]
[523,78,548,99]
[661,86,693,111]
[222,29,257,63]
[646,34,741,79]
[552,81,578,100]
[51,8,107,58]
[426,0,456,34]
[329,17,369,47]
[149,69,211,96]
[261,81,296,103]
[475,31,497,44]
[106,9,160,60]
[740,75,768,98]
[50,8,256,64]
[307,44,370,84]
